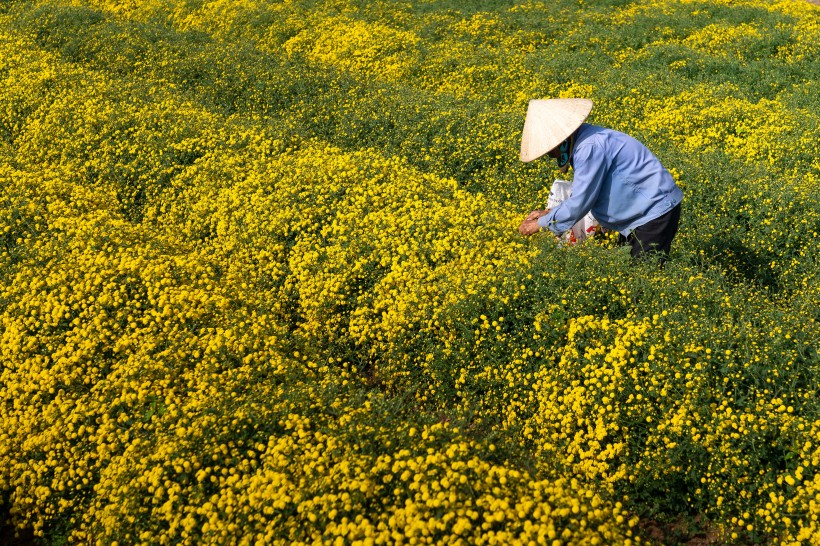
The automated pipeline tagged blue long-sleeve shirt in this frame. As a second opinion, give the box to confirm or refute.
[537,124,683,237]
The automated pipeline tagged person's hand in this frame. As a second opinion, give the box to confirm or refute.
[525,209,549,222]
[518,218,541,236]
[519,210,549,236]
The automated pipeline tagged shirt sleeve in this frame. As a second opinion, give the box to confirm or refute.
[537,141,607,235]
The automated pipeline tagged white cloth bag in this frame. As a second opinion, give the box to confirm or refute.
[546,179,599,244]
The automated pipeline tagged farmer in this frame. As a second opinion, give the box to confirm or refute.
[517,98,683,262]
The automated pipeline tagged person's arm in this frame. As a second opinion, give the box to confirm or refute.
[536,142,607,235]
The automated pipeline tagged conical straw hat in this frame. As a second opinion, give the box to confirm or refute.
[519,98,594,163]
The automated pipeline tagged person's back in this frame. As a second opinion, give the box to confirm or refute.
[568,123,682,237]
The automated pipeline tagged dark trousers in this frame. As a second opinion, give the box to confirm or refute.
[619,203,681,263]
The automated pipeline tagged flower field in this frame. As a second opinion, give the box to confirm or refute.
[1,0,819,544]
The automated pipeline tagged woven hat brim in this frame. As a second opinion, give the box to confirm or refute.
[520,98,594,163]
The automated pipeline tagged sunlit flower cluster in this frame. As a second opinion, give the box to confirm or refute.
[283,15,421,82]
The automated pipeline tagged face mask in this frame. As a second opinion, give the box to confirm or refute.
[556,137,572,169]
